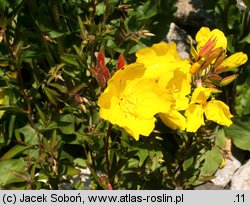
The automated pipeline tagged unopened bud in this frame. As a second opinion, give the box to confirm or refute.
[134,29,155,38]
[0,28,5,43]
[190,61,202,74]
[210,73,222,81]
[74,94,83,104]
[220,74,238,86]
[79,104,87,113]
[214,65,229,74]
[116,53,125,71]
[199,38,217,58]
[82,97,91,106]
[214,51,226,68]
[205,82,216,88]
[140,29,155,37]
[205,47,223,62]
[210,88,222,93]
[107,183,113,190]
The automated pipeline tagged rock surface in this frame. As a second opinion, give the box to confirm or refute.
[211,144,246,188]
[231,159,250,190]
[166,22,191,59]
[173,0,214,28]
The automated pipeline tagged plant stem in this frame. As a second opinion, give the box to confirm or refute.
[105,123,113,179]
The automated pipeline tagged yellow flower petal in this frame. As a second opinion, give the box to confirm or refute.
[158,69,191,110]
[152,41,180,58]
[98,62,174,140]
[196,27,227,53]
[160,110,186,130]
[123,116,157,141]
[190,86,212,104]
[185,104,205,132]
[220,52,248,70]
[204,100,233,126]
[136,42,187,80]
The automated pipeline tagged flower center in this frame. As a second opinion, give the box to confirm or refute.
[119,95,138,118]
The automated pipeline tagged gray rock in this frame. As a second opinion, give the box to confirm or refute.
[211,155,242,187]
[194,182,225,190]
[166,22,192,59]
[173,0,214,27]
[211,144,246,188]
[231,159,250,190]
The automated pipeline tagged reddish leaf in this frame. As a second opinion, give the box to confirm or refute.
[116,53,125,71]
[90,66,98,77]
[97,51,106,68]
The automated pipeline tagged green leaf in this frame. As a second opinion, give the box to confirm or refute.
[133,148,148,167]
[96,2,105,16]
[235,66,250,115]
[43,87,58,105]
[8,115,16,139]
[61,54,80,66]
[62,165,81,176]
[48,30,65,39]
[215,128,227,148]
[0,106,24,113]
[49,83,68,93]
[73,158,87,167]
[35,104,46,124]
[227,5,241,29]
[19,125,39,145]
[183,147,223,185]
[199,147,223,177]
[0,159,26,185]
[224,116,250,151]
[58,114,75,135]
[239,32,250,43]
[1,144,32,160]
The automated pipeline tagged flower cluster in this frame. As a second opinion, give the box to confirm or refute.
[97,27,248,140]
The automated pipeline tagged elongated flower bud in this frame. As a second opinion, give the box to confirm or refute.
[220,74,238,86]
[205,47,223,62]
[214,65,228,74]
[214,51,226,68]
[116,53,125,71]
[210,73,222,81]
[198,38,217,58]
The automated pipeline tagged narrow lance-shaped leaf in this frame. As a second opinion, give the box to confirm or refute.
[1,145,32,161]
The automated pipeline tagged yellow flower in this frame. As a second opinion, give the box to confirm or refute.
[190,27,248,88]
[135,42,192,131]
[185,104,205,132]
[204,100,233,126]
[158,69,191,131]
[195,27,227,54]
[98,62,174,140]
[216,52,248,73]
[193,27,248,69]
[136,42,190,80]
[159,110,186,130]
[185,86,233,132]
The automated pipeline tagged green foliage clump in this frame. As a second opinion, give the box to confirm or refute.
[0,0,177,189]
[0,0,249,190]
